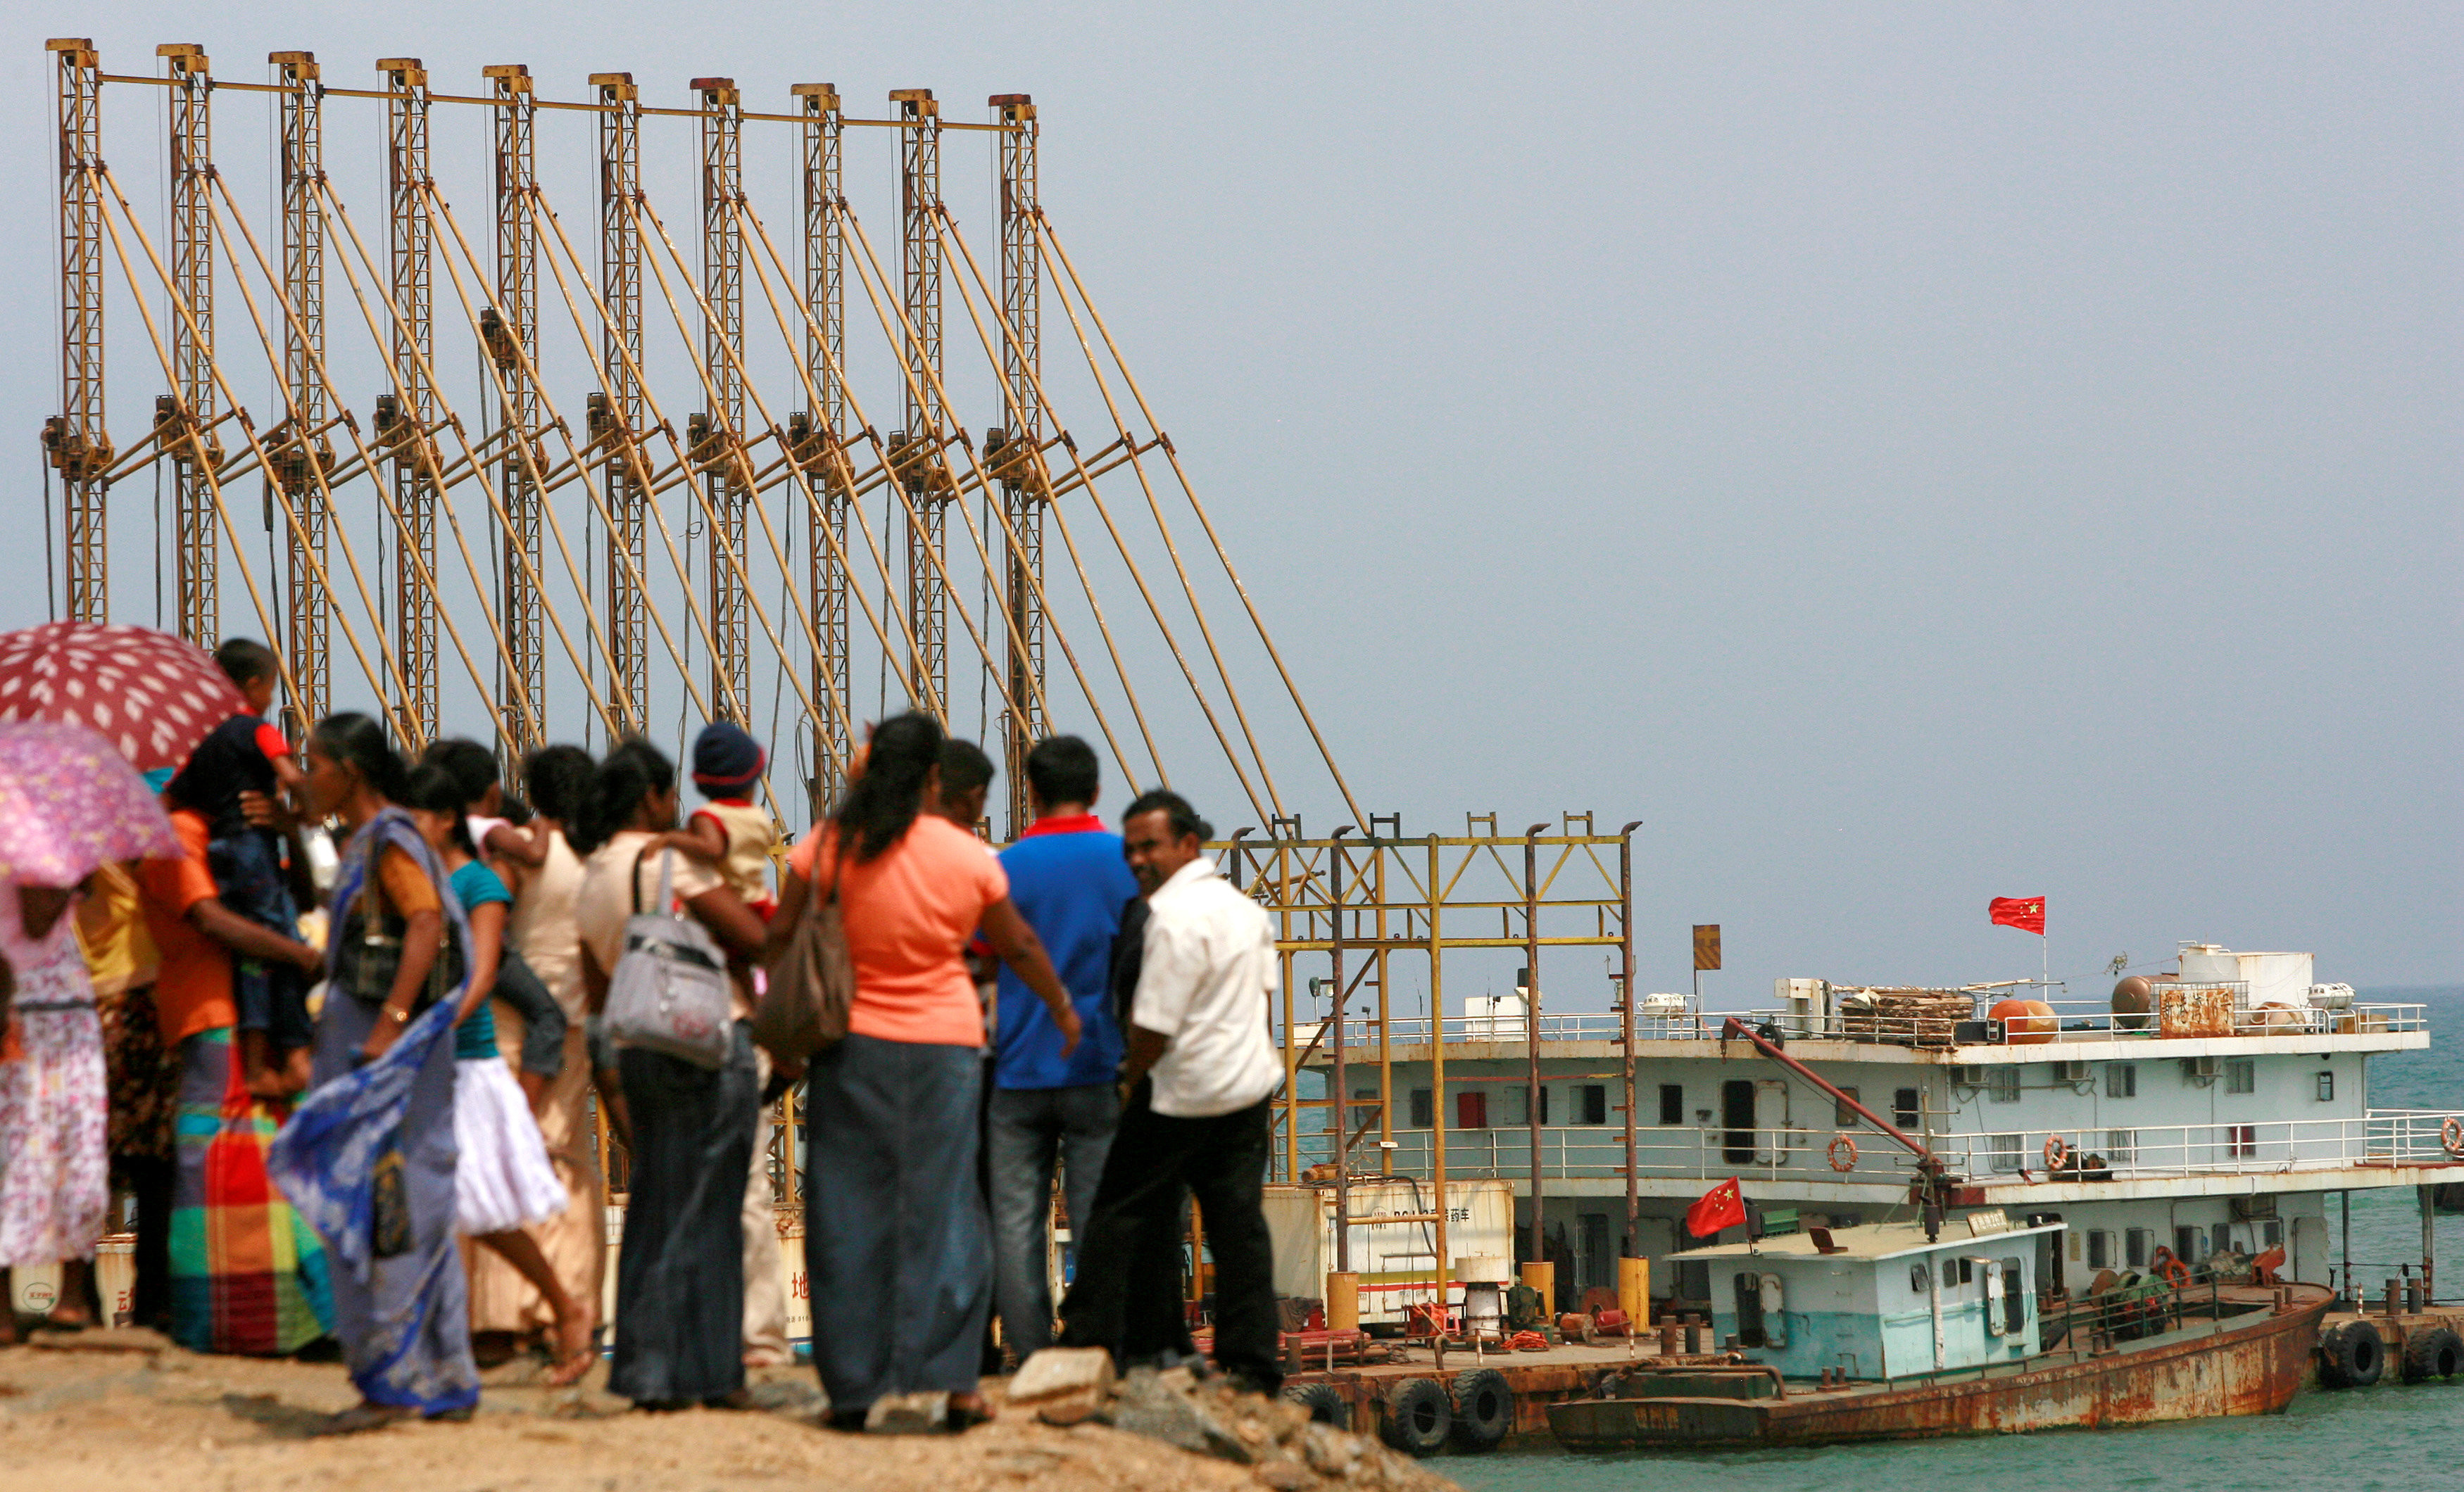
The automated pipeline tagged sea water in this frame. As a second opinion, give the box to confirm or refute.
[1446,985,2464,1492]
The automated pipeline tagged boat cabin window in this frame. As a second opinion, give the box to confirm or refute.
[2106,1129,2137,1164]
[1722,1080,1756,1163]
[2106,1064,2136,1099]
[1577,1085,1608,1125]
[1835,1086,1861,1127]
[1893,1088,1921,1130]
[1988,1068,2020,1103]
[2001,1257,2027,1333]
[1733,1272,1766,1346]
[1910,1264,1930,1294]
[2211,1223,2232,1257]
[1409,1088,1432,1128]
[2316,1071,2335,1101]
[2262,1219,2283,1248]
[1989,1134,2023,1172]
[2175,1226,2203,1263]
[2087,1230,2113,1270]
[1659,1085,1684,1125]
[1497,1087,1530,1126]
[1956,1257,1974,1286]
[1456,1091,1488,1130]
[2225,1059,2256,1095]
[2125,1228,2151,1268]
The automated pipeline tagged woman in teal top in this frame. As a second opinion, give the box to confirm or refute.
[401,766,596,1385]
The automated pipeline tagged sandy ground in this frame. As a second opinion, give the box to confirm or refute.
[1,1330,1438,1492]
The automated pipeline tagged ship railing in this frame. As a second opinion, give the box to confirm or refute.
[1291,1001,2427,1052]
[1335,1110,2464,1185]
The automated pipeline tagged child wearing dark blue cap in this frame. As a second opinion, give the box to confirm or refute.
[659,720,783,918]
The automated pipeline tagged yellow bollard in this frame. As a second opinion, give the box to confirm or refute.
[1326,1271,1360,1331]
[1521,1260,1555,1317]
[1619,1255,1651,1327]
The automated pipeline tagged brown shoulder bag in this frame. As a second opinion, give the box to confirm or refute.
[750,827,855,1061]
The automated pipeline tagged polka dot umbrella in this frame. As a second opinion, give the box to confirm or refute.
[0,621,244,775]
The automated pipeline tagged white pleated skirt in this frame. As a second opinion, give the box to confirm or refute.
[453,1057,569,1236]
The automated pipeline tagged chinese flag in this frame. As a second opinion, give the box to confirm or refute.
[1990,897,2046,935]
[1685,1177,1747,1238]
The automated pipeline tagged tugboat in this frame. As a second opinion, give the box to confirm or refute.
[1545,1211,2330,1448]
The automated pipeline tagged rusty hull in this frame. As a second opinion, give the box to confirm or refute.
[1549,1287,2330,1450]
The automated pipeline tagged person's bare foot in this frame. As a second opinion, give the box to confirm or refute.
[545,1307,596,1387]
[947,1391,991,1430]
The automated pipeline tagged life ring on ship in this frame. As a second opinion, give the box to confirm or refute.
[2044,1136,2070,1172]
[2148,1246,2192,1289]
[2441,1115,2464,1158]
[1828,1134,1858,1171]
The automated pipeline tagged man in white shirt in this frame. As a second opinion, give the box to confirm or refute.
[1056,790,1284,1391]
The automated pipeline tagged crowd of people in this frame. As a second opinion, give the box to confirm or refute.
[0,636,1288,1434]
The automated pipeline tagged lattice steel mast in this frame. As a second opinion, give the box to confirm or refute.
[990,93,1048,835]
[379,57,440,745]
[794,82,851,811]
[591,72,648,734]
[270,51,331,735]
[45,39,110,623]
[891,87,950,714]
[486,63,543,757]
[162,45,220,645]
[695,76,749,724]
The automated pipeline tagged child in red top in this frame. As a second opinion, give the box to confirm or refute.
[163,638,314,1096]
[660,721,781,918]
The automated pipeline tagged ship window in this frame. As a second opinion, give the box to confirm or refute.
[2125,1228,2151,1267]
[1733,1273,1766,1346]
[1893,1088,1921,1130]
[2225,1059,2255,1095]
[1956,1257,1974,1285]
[1578,1085,1608,1125]
[2263,1220,2283,1248]
[1456,1090,1488,1130]
[1911,1263,1931,1294]
[1989,1134,2023,1172]
[1540,1087,1550,1125]
[2087,1230,2113,1270]
[2316,1071,2335,1102]
[2106,1064,2136,1099]
[2227,1123,2257,1158]
[2175,1226,2203,1263]
[1988,1068,2020,1104]
[2106,1130,2137,1165]
[1409,1088,1432,1129]
[2001,1258,2027,1333]
[1496,1086,1528,1127]
[1835,1087,1862,1127]
[2211,1224,2231,1258]
[1659,1085,1684,1126]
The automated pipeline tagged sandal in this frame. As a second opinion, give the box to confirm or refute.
[317,1403,417,1436]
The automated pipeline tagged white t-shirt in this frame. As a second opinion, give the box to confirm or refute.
[1131,856,1283,1119]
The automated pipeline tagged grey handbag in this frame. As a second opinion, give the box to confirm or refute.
[601,848,733,1068]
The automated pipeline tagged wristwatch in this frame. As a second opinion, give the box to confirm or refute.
[387,1007,410,1026]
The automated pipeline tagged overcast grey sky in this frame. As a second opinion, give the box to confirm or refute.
[3,3,2455,1002]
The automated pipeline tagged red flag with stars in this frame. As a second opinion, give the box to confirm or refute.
[1685,1178,1747,1238]
[1990,897,2047,935]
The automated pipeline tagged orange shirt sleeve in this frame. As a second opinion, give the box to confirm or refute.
[133,812,218,918]
[375,846,441,915]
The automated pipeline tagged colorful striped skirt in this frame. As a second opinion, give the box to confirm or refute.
[168,1026,333,1354]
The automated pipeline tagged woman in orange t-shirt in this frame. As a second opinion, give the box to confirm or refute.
[769,712,1076,1428]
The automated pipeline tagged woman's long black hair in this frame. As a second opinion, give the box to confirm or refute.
[524,744,596,826]
[571,738,674,856]
[398,764,477,854]
[834,711,941,862]
[309,712,407,804]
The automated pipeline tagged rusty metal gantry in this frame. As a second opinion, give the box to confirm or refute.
[37,37,1365,849]
[1224,814,1642,1306]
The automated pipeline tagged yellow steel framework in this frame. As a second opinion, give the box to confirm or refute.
[44,40,110,623]
[989,94,1048,838]
[794,82,853,816]
[487,64,546,758]
[591,72,648,735]
[271,50,332,738]
[694,77,751,725]
[379,57,441,745]
[890,87,950,715]
[163,45,220,647]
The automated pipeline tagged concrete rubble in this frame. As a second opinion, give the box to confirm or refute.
[1004,1350,1457,1492]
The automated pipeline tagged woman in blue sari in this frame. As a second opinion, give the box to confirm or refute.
[293,713,479,1432]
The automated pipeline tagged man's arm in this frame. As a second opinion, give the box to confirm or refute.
[1119,1023,1171,1088]
[188,899,321,972]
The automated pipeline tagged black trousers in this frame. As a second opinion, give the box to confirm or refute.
[1057,1083,1281,1392]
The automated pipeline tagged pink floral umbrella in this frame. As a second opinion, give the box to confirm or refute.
[0,621,244,775]
[0,720,181,886]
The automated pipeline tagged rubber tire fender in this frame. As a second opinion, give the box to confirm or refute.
[1447,1367,1514,1452]
[1380,1376,1452,1457]
[1282,1380,1350,1431]
[2403,1325,2464,1384]
[2320,1320,2385,1389]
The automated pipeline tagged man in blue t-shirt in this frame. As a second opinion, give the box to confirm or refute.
[988,735,1140,1358]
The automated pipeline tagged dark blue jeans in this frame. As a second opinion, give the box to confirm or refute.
[208,830,310,1052]
[986,1082,1119,1356]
